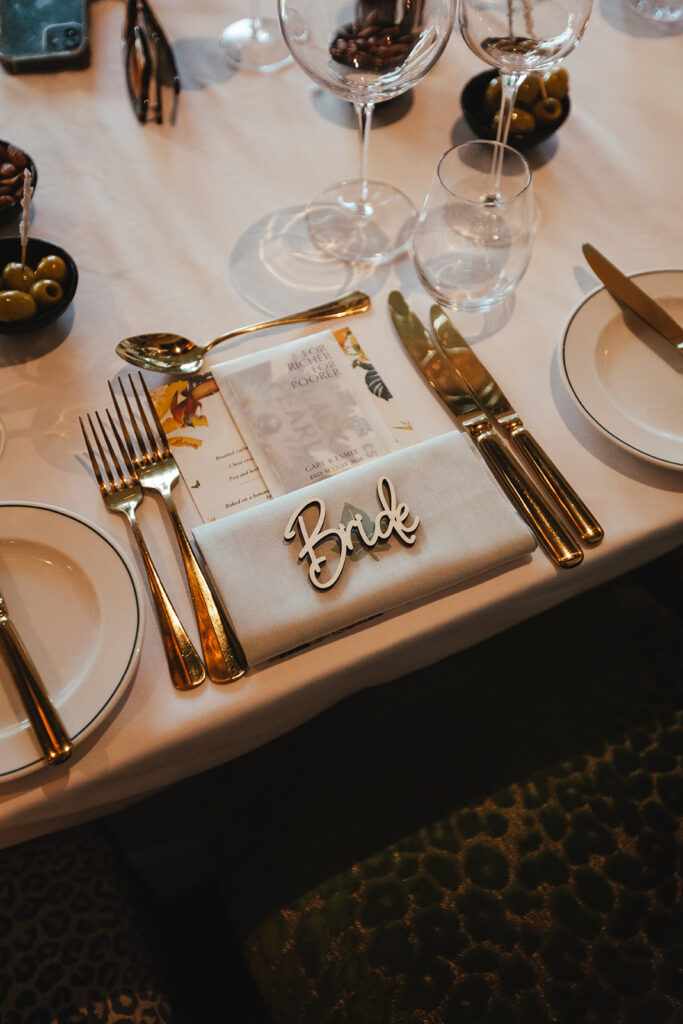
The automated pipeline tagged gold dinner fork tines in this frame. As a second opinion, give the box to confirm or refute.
[108,373,246,683]
[79,410,205,692]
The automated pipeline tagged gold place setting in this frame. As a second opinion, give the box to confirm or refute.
[0,0,681,816]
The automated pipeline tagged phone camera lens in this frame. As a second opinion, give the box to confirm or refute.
[64,26,80,47]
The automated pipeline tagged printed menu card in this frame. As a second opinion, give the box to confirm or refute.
[148,326,418,522]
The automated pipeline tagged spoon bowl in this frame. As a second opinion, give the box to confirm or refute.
[116,291,371,373]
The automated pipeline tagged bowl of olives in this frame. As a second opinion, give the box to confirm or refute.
[0,141,37,227]
[460,68,570,151]
[0,237,77,334]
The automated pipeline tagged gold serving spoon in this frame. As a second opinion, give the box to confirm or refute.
[116,291,371,374]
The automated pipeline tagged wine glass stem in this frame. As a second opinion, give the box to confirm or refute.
[252,0,262,34]
[490,71,522,192]
[355,100,375,214]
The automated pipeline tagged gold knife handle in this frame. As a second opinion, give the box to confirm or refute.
[0,618,72,765]
[505,424,604,545]
[472,425,583,568]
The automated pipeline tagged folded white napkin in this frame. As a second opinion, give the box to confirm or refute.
[193,431,536,665]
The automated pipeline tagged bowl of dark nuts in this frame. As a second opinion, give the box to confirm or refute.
[461,68,570,150]
[0,141,37,227]
[0,237,77,334]
[329,4,421,73]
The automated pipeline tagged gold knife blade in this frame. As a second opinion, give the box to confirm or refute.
[388,292,583,569]
[430,304,604,546]
[0,589,72,765]
[583,243,683,357]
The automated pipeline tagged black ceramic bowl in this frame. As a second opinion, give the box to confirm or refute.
[0,237,78,335]
[0,140,37,227]
[460,70,570,151]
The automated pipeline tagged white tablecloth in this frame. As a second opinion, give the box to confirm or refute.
[0,0,681,847]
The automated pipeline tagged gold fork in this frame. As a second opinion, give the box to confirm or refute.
[79,410,206,692]
[108,373,246,683]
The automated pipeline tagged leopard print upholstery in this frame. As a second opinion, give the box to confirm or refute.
[240,725,683,1024]
[0,824,175,1024]
[199,551,683,1024]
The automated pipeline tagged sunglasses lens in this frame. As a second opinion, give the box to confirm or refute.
[126,26,149,119]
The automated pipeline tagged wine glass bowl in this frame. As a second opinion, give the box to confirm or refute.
[278,0,455,263]
[459,0,593,75]
[283,1,453,103]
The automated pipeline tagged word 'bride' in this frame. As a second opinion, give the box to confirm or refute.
[284,476,420,592]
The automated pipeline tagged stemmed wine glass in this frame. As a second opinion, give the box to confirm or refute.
[278,0,455,264]
[459,0,593,188]
[220,2,293,72]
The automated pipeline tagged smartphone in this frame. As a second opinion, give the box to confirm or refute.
[0,0,89,72]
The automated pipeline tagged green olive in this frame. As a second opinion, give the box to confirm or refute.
[516,74,540,108]
[543,67,569,99]
[0,289,37,321]
[30,278,63,308]
[532,97,563,125]
[2,262,36,292]
[492,107,536,136]
[483,77,502,115]
[35,254,68,284]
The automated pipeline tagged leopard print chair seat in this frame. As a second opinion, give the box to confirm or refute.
[0,823,176,1024]
[196,550,683,1024]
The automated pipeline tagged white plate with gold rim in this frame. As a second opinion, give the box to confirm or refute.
[0,503,144,780]
[561,269,683,470]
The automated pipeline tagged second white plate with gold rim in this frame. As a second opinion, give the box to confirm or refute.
[0,502,144,780]
[561,269,683,470]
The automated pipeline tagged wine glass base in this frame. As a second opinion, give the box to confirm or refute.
[220,18,293,73]
[305,179,416,264]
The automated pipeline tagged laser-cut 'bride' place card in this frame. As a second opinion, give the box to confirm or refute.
[148,327,418,522]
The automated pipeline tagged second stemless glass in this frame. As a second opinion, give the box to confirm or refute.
[412,140,534,312]
[278,0,455,264]
[220,2,293,73]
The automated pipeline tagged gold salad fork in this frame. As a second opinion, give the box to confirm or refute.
[109,373,246,683]
[80,410,206,692]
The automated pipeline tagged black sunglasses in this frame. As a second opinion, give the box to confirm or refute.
[123,0,180,124]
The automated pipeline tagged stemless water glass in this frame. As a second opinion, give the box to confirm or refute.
[412,140,533,312]
[459,0,593,187]
[220,2,293,72]
[278,0,455,264]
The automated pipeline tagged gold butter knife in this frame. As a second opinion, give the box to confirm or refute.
[583,243,683,358]
[430,304,604,546]
[388,293,583,569]
[0,589,72,765]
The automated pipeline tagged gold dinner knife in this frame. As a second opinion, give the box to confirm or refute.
[0,589,72,765]
[430,304,604,546]
[388,293,583,569]
[583,243,683,358]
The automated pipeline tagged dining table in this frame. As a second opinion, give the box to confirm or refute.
[0,0,681,851]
